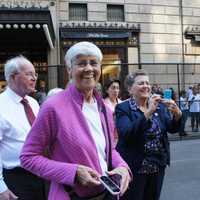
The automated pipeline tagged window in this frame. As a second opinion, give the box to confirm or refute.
[69,3,87,21]
[107,5,124,22]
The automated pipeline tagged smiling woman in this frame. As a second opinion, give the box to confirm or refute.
[20,41,131,200]
[64,42,103,100]
[70,54,101,96]
[115,69,182,200]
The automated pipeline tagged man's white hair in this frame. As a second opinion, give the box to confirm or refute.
[64,41,103,68]
[4,55,33,82]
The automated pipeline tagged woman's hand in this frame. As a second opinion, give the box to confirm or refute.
[75,165,101,187]
[162,99,182,121]
[145,94,162,119]
[106,167,131,196]
[0,189,18,200]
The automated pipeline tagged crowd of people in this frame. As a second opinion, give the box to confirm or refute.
[152,83,200,136]
[0,41,184,200]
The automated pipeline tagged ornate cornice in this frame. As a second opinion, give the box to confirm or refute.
[0,0,50,9]
[60,22,139,47]
[60,21,140,31]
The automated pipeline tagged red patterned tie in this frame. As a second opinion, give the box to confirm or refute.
[21,98,36,126]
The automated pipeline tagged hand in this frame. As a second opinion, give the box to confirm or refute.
[75,165,101,187]
[162,99,182,120]
[0,189,18,200]
[106,167,131,196]
[145,94,162,119]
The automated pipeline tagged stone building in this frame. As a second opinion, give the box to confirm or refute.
[0,0,200,91]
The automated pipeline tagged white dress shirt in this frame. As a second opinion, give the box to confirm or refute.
[0,87,39,193]
[188,94,200,113]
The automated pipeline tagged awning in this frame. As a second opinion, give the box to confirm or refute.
[60,22,140,41]
[60,30,132,39]
[0,7,55,49]
[185,26,200,42]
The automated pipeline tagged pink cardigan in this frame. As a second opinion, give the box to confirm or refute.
[20,84,128,200]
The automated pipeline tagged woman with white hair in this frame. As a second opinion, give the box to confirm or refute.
[20,42,131,200]
[47,88,64,98]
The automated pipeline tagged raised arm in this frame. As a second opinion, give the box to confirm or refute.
[115,102,150,141]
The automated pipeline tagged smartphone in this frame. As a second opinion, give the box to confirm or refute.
[163,89,172,100]
[105,172,122,187]
[100,176,120,195]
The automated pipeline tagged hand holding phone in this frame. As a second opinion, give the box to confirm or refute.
[76,165,101,187]
[161,98,182,119]
[163,89,172,100]
[108,173,122,187]
[99,176,120,195]
[106,167,130,196]
[146,94,162,118]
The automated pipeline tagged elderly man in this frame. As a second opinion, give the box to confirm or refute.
[0,56,46,200]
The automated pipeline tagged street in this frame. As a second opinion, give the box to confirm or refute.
[160,139,200,200]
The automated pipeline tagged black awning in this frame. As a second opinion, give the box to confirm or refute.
[60,30,131,39]
[60,22,140,40]
[0,7,55,47]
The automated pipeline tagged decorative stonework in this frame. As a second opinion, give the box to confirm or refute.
[0,23,44,29]
[0,0,49,9]
[60,21,140,47]
[60,21,140,31]
[62,39,138,47]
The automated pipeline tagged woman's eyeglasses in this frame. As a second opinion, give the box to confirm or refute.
[74,60,100,68]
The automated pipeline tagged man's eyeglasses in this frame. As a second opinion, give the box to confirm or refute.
[24,72,38,79]
[14,72,38,79]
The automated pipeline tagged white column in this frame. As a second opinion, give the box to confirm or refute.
[128,47,139,73]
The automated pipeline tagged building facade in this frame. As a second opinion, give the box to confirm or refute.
[0,0,200,91]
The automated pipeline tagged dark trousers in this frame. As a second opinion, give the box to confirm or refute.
[179,110,188,133]
[3,167,46,200]
[121,168,165,200]
[69,190,117,200]
[190,112,199,130]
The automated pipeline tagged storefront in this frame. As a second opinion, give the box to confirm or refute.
[59,22,140,89]
[0,6,55,91]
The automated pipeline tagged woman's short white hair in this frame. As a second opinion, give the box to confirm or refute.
[64,41,103,68]
[4,55,33,82]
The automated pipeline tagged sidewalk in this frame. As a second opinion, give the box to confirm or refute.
[168,116,200,141]
[168,117,200,141]
[168,131,200,141]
